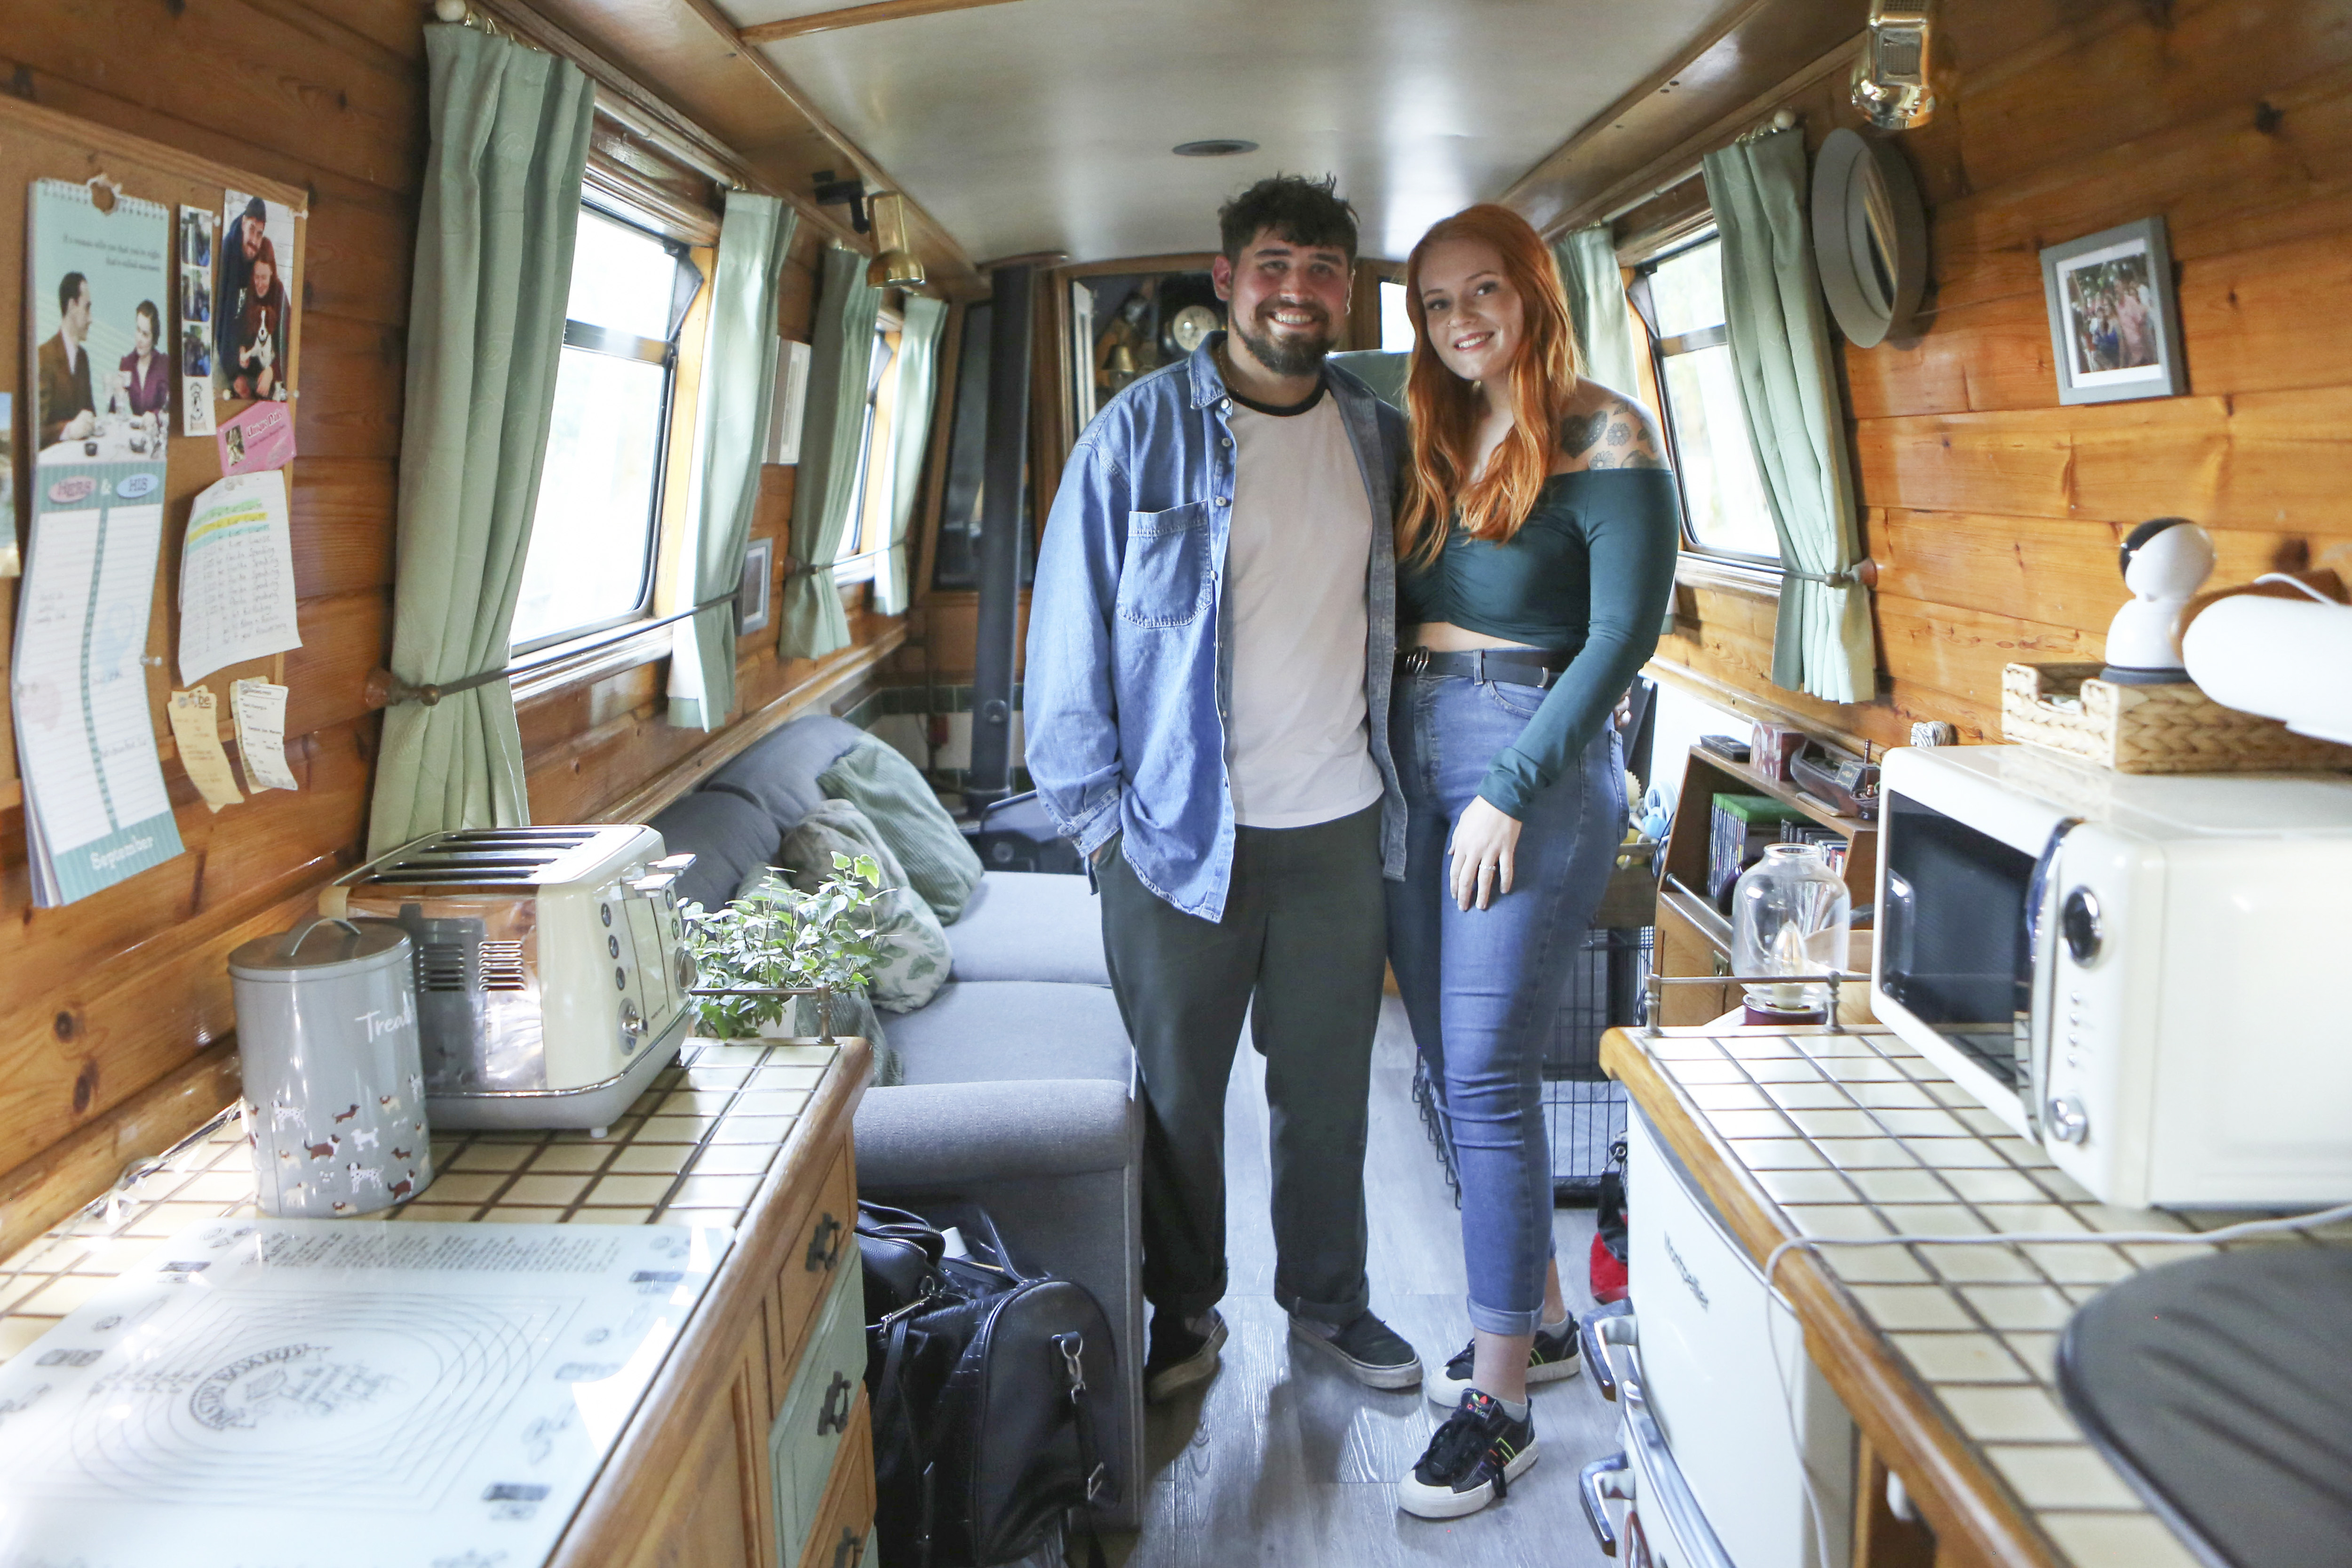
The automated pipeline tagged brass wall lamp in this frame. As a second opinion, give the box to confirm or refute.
[811,172,924,288]
[1854,1,1936,130]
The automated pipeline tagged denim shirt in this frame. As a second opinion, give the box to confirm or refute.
[1025,334,1408,921]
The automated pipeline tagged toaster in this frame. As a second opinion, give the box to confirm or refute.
[319,825,699,1130]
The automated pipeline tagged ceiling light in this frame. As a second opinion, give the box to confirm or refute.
[866,191,926,289]
[1172,139,1258,158]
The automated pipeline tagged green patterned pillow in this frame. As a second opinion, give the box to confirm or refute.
[818,734,984,922]
[778,799,951,1015]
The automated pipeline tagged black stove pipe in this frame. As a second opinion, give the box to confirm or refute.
[964,261,1033,814]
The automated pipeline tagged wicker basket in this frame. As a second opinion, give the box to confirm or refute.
[2001,662,2352,774]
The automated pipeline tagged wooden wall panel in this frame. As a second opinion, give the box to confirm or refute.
[0,4,906,1242]
[1657,0,2352,752]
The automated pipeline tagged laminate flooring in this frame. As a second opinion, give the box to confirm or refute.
[1091,997,1619,1568]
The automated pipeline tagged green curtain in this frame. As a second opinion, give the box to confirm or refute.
[668,193,798,730]
[367,25,593,855]
[875,294,947,616]
[778,247,881,659]
[1702,128,1875,705]
[1555,224,1642,399]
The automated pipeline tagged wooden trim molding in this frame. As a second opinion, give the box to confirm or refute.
[588,625,908,827]
[739,0,1029,45]
[1503,4,1867,239]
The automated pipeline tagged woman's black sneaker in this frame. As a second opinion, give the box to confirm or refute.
[1425,1315,1580,1407]
[1144,1307,1227,1402]
[1398,1390,1538,1519]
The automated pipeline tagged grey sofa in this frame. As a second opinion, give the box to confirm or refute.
[649,715,1144,1529]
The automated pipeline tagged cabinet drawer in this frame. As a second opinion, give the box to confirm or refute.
[768,1141,856,1415]
[771,1242,868,1568]
[795,1393,875,1568]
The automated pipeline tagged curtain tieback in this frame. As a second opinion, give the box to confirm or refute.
[364,592,740,709]
[782,556,828,579]
[1780,559,1882,590]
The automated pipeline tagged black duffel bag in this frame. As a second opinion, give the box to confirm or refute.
[857,1201,1119,1568]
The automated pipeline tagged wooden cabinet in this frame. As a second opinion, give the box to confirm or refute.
[554,1044,875,1568]
[1654,746,1879,1024]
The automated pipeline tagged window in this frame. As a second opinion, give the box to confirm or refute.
[1377,279,1416,352]
[1637,235,1779,564]
[832,318,903,583]
[509,205,699,650]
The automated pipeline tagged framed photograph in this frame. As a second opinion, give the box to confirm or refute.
[2040,216,2186,406]
[736,536,773,637]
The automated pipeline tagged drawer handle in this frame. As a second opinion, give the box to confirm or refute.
[816,1371,853,1436]
[805,1212,845,1273]
[832,1526,865,1568]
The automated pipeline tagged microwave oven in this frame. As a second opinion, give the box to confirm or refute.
[1872,745,2352,1208]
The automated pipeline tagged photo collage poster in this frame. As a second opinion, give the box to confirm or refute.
[177,205,216,436]
[215,189,297,406]
[0,391,16,577]
[15,179,183,904]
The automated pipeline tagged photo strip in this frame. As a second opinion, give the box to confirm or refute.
[178,205,217,436]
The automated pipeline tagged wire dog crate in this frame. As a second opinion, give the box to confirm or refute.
[1407,921,1653,1209]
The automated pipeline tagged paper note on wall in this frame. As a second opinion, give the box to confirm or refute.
[10,462,185,905]
[167,688,245,812]
[178,470,301,685]
[229,678,298,792]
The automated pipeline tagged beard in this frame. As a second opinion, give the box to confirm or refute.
[1231,301,1336,377]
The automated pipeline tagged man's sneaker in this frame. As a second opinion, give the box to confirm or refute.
[1399,1390,1538,1519]
[1144,1308,1227,1403]
[1424,1315,1580,1407]
[1288,1310,1423,1389]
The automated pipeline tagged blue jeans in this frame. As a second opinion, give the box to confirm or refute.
[1387,673,1625,1335]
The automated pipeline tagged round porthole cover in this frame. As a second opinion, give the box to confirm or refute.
[1811,127,1928,348]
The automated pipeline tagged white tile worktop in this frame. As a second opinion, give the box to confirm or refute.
[0,1038,842,1368]
[1616,1024,2352,1568]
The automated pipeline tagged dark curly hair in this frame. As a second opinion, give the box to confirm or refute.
[1216,174,1358,266]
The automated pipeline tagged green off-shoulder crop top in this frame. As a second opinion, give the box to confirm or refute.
[1397,468,1683,818]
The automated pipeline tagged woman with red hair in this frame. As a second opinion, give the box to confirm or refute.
[1389,204,1680,1520]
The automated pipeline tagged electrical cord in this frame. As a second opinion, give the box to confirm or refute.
[1757,1200,2352,1568]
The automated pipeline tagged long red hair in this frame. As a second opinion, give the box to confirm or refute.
[1395,204,1581,567]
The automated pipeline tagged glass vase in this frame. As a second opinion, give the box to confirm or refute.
[1730,842,1851,1024]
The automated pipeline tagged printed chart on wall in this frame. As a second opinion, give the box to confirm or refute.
[13,178,184,906]
[0,1218,731,1568]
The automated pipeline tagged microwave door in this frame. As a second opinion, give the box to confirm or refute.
[1879,795,2041,1095]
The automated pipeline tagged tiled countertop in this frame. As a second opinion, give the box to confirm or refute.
[0,1037,842,1368]
[1602,1023,2352,1568]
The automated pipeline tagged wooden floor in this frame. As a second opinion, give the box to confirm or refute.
[1095,997,1619,1567]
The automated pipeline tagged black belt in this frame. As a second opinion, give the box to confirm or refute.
[1395,646,1572,689]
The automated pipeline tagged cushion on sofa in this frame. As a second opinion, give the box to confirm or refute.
[777,800,951,1015]
[702,714,866,836]
[819,733,985,922]
[948,871,1109,986]
[883,981,1131,1086]
[852,1079,1134,1184]
[649,789,780,913]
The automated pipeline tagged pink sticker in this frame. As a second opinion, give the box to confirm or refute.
[216,399,295,476]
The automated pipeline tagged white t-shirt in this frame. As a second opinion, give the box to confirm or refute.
[1223,386,1384,829]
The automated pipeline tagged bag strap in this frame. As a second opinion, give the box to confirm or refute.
[876,1312,946,1568]
[1055,1330,1113,1568]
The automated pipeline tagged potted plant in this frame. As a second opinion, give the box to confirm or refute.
[682,852,884,1039]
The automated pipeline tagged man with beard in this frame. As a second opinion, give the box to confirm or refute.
[1026,175,1420,1403]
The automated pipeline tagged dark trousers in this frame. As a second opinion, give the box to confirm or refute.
[1097,803,1387,1326]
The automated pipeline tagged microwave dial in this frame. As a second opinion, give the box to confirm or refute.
[2060,887,2102,964]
